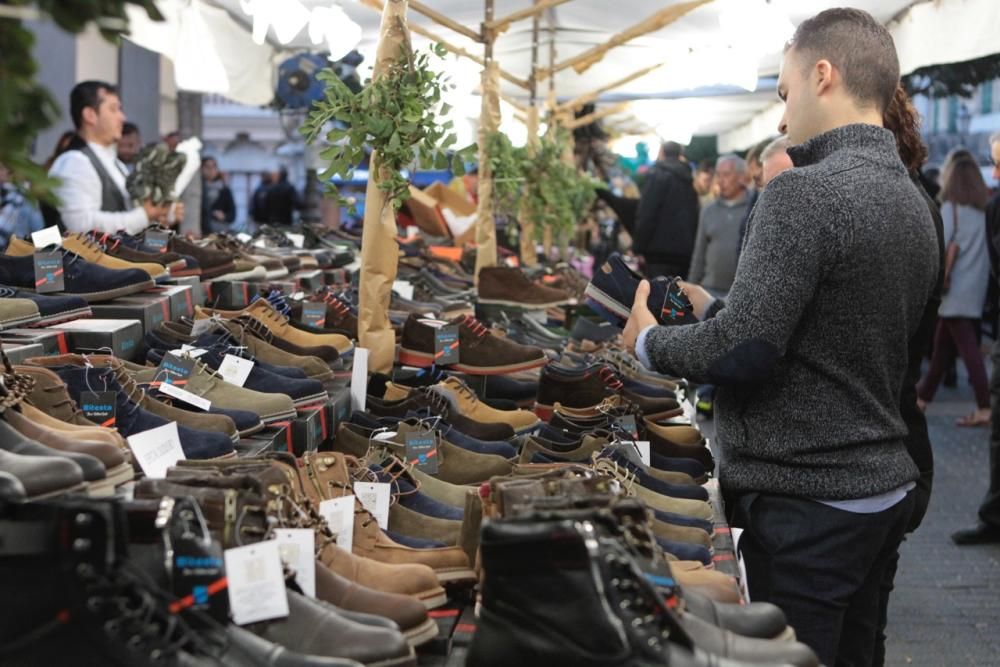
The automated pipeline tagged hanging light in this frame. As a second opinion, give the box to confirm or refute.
[308,4,363,62]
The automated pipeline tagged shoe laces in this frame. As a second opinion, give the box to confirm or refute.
[320,292,351,317]
[458,313,489,338]
[596,365,625,391]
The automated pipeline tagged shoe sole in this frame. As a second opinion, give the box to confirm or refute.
[291,392,330,408]
[26,481,90,502]
[398,347,548,375]
[265,268,290,279]
[433,567,477,584]
[104,462,136,487]
[19,279,157,303]
[583,284,630,324]
[476,297,573,309]
[402,618,439,648]
[169,267,203,277]
[30,307,93,327]
[416,586,448,609]
[216,267,268,281]
[237,421,267,438]
[0,311,43,331]
[258,408,299,424]
[199,263,238,280]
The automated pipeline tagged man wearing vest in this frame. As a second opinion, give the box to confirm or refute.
[48,80,176,235]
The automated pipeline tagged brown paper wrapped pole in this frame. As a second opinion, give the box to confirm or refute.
[473,60,501,281]
[358,0,409,373]
[518,105,540,266]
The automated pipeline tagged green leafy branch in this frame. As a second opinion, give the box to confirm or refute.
[516,129,596,241]
[484,131,522,218]
[301,43,476,211]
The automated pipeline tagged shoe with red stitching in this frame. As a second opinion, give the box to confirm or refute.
[89,232,199,277]
[585,253,697,327]
[397,313,548,375]
[535,363,681,421]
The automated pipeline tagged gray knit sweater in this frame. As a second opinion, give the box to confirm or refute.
[643,124,939,500]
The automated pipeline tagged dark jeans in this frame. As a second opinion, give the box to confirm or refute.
[982,337,1000,527]
[918,317,990,408]
[733,492,915,667]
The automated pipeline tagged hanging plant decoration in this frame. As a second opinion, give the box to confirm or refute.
[302,42,477,211]
[517,129,597,242]
[126,143,186,206]
[484,130,522,219]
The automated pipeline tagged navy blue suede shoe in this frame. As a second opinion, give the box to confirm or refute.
[384,529,446,549]
[370,463,464,521]
[0,285,92,326]
[601,447,709,501]
[655,535,712,566]
[143,329,309,380]
[0,249,154,303]
[585,253,697,328]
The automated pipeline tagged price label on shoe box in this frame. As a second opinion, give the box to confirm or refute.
[615,415,639,440]
[31,226,63,249]
[318,496,355,552]
[127,421,186,479]
[300,303,327,328]
[273,528,316,598]
[224,540,290,625]
[157,352,196,386]
[145,230,171,253]
[218,353,254,388]
[433,325,460,365]
[405,433,439,475]
[80,391,116,428]
[353,482,391,530]
[33,252,64,293]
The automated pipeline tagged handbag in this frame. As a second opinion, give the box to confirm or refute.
[942,203,960,292]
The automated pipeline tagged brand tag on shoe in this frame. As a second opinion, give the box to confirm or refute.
[300,303,327,328]
[158,352,196,385]
[159,381,212,411]
[224,541,290,625]
[433,325,460,365]
[33,252,64,293]
[31,226,63,249]
[631,440,651,467]
[190,318,217,337]
[615,415,639,439]
[273,528,316,598]
[218,353,254,388]
[318,496,355,552]
[178,344,208,359]
[392,280,414,300]
[167,512,229,621]
[353,482,391,530]
[284,231,305,248]
[145,230,171,254]
[404,433,439,475]
[128,421,186,479]
[80,391,117,428]
[350,347,369,413]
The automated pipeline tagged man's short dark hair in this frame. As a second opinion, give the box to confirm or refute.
[661,141,683,159]
[70,80,118,130]
[785,8,899,114]
[746,137,773,165]
[122,122,139,137]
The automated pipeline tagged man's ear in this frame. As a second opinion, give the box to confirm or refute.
[81,106,98,127]
[814,59,835,98]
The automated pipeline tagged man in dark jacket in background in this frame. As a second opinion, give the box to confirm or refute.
[632,141,699,279]
[266,167,301,226]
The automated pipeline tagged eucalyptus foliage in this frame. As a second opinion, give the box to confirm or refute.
[484,131,522,218]
[126,143,185,205]
[302,43,476,211]
[517,130,596,241]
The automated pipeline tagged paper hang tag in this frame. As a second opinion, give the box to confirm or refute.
[80,391,116,428]
[632,440,651,467]
[179,344,208,359]
[353,482,391,530]
[371,431,398,442]
[159,380,212,411]
[158,352,196,385]
[31,226,63,249]
[300,303,327,328]
[218,353,254,387]
[318,496,355,552]
[145,230,171,254]
[433,325,460,365]
[190,318,216,337]
[405,432,439,475]
[284,232,305,249]
[127,421,186,479]
[236,232,253,244]
[273,529,316,598]
[350,348,369,413]
[33,252,65,293]
[224,541,290,626]
[392,280,414,301]
[616,415,639,440]
[167,513,229,621]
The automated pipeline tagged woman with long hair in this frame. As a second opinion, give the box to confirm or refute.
[917,156,992,425]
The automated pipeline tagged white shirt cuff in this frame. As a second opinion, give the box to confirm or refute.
[636,324,657,370]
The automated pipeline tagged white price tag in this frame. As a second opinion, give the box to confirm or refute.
[190,318,216,337]
[236,232,253,243]
[392,280,414,300]
[31,226,63,249]
[731,527,751,602]
[224,541,290,625]
[127,422,186,479]
[318,496,355,552]
[284,232,305,248]
[633,441,651,467]
[178,345,208,358]
[218,354,254,387]
[350,347,369,413]
[159,381,212,411]
[353,482,391,529]
[372,431,398,442]
[273,529,316,598]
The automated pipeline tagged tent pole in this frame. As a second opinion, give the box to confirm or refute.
[556,62,667,113]
[473,0,500,281]
[486,0,574,32]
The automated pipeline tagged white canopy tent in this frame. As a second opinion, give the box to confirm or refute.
[124,0,1000,151]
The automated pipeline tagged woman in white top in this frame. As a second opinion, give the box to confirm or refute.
[917,156,992,426]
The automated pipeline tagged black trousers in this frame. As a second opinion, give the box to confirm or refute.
[732,492,915,667]
[981,338,1000,527]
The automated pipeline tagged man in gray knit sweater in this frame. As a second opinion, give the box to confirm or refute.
[625,9,938,666]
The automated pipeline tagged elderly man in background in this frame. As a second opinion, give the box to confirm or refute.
[760,136,794,187]
[688,154,751,297]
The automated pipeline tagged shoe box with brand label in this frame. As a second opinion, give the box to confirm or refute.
[203,280,253,309]
[46,318,144,361]
[163,276,205,308]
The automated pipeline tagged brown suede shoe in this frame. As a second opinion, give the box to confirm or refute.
[195,300,352,355]
[383,377,540,434]
[398,313,547,374]
[477,266,573,308]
